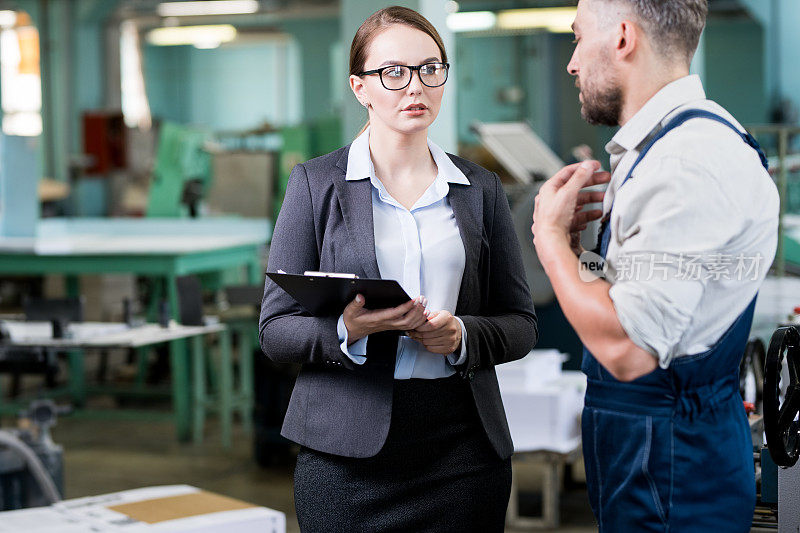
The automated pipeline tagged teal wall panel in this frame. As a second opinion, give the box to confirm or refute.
[282,19,341,123]
[704,16,767,125]
[186,43,283,130]
[144,45,192,125]
[75,24,104,121]
[775,1,800,118]
[737,0,800,120]
[456,35,520,145]
[456,31,612,162]
[0,135,40,236]
[143,18,339,131]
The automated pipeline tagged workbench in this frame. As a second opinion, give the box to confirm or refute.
[0,217,270,304]
[0,217,270,442]
[0,320,242,447]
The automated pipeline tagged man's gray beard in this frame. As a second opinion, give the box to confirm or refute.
[580,83,623,127]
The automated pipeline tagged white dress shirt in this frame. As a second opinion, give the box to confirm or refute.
[336,127,470,379]
[603,75,779,368]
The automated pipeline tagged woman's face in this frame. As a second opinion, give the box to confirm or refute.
[351,24,445,136]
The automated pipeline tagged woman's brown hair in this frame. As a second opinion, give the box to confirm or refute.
[350,6,448,136]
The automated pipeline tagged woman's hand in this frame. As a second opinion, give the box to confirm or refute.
[343,294,429,344]
[406,311,462,355]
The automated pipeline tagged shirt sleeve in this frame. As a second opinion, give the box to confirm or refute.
[607,155,743,368]
[446,316,468,367]
[336,313,368,364]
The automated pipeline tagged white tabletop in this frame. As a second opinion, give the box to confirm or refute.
[0,217,271,255]
[1,321,226,348]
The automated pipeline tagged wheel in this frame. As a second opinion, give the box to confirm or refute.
[764,326,800,467]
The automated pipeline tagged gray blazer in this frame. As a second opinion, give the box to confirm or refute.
[259,145,538,459]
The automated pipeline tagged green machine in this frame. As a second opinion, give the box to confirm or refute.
[147,122,212,218]
[275,117,341,216]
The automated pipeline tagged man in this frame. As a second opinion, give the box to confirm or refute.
[531,0,779,531]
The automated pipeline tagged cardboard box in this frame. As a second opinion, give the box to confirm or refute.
[208,151,276,219]
[0,485,285,532]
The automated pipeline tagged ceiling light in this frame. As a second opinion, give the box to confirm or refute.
[446,11,496,32]
[156,1,259,18]
[496,7,577,33]
[194,41,221,49]
[146,25,237,46]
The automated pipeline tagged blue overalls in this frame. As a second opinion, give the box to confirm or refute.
[582,109,769,532]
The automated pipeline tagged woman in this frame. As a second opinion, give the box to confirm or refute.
[260,6,537,531]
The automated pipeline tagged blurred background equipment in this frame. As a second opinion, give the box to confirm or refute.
[763,326,799,469]
[754,324,800,531]
[473,120,601,369]
[0,399,69,511]
[146,121,212,218]
[471,121,564,184]
[207,149,277,219]
[0,0,796,530]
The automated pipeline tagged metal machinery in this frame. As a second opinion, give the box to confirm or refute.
[0,399,68,510]
[754,324,800,531]
[471,122,603,366]
[471,121,601,307]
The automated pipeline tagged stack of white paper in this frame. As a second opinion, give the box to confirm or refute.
[496,350,586,453]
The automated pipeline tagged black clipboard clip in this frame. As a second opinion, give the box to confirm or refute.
[268,271,412,316]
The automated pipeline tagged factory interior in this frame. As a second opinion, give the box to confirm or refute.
[0,0,799,531]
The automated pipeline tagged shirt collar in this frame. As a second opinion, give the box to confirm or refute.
[606,74,707,155]
[345,126,470,186]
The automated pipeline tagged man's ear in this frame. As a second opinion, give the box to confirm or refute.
[615,19,638,60]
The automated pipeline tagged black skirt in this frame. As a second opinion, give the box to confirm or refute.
[294,375,511,533]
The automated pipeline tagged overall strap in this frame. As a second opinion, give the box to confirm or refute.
[619,108,769,191]
[594,108,770,258]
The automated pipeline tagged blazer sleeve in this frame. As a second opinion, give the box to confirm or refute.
[259,163,357,369]
[457,173,538,375]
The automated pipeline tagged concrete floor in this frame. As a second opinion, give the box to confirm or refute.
[0,341,597,532]
[47,410,599,533]
[6,370,773,532]
[52,415,302,532]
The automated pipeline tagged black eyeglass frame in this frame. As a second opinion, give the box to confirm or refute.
[358,62,450,90]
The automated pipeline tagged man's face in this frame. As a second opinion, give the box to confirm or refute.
[567,0,623,126]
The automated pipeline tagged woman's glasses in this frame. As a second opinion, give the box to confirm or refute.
[359,62,449,90]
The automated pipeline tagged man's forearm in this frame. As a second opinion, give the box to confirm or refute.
[538,237,657,381]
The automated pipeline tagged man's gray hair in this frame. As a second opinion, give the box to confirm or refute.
[594,0,708,62]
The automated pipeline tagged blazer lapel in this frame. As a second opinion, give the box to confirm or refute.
[447,171,482,315]
[332,147,382,279]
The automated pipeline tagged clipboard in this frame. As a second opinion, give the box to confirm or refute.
[267,272,412,316]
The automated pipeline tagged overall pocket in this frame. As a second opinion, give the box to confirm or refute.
[585,407,672,531]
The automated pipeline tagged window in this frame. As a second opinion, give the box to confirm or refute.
[0,11,42,136]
